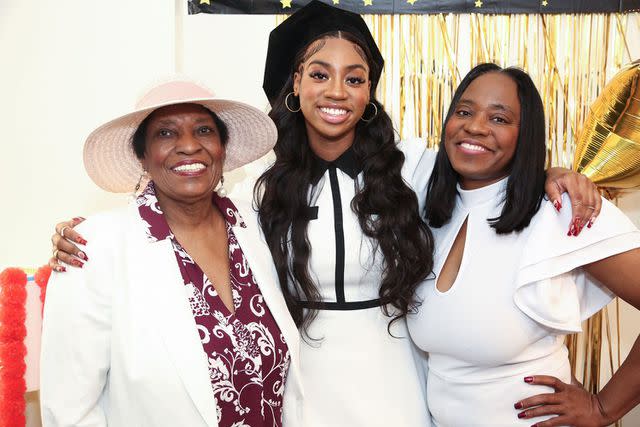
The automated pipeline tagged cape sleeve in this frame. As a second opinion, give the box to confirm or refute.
[398,138,438,213]
[513,194,640,334]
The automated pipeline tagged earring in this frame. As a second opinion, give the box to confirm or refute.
[285,92,301,113]
[360,102,378,123]
[134,170,148,193]
[216,175,228,197]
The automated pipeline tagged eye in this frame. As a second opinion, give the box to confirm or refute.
[157,128,174,137]
[309,71,328,80]
[197,126,215,135]
[346,76,365,85]
[491,116,508,124]
[455,109,471,117]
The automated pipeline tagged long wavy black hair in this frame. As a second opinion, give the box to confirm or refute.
[424,63,547,234]
[255,31,434,335]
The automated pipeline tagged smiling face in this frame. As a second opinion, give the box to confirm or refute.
[141,103,225,204]
[444,72,521,190]
[293,36,372,157]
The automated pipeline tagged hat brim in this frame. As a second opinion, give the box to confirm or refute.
[83,98,276,193]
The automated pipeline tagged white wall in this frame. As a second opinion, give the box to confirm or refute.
[0,0,176,269]
[1,1,639,425]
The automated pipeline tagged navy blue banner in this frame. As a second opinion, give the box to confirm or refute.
[188,0,640,15]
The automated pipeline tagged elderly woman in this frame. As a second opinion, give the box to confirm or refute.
[408,63,640,426]
[39,79,302,427]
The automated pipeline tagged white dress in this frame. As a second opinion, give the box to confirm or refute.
[296,138,436,427]
[407,178,640,427]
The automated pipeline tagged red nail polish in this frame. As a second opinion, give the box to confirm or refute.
[514,402,522,409]
[517,411,527,419]
[524,376,533,383]
[73,217,85,221]
[60,266,66,272]
[567,225,574,236]
[553,200,561,212]
[72,260,84,268]
[77,237,88,245]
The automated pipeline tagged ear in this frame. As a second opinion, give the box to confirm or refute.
[293,71,302,96]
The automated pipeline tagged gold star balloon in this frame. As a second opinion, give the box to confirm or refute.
[573,60,640,191]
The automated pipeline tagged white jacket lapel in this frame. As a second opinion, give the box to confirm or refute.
[231,213,302,394]
[127,220,218,426]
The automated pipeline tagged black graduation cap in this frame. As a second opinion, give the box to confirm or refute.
[262,0,384,106]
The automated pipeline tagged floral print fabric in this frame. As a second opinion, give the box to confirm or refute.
[137,182,290,427]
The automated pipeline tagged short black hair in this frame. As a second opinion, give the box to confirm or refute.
[424,63,547,234]
[132,104,229,160]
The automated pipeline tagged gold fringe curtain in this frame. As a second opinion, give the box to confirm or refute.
[362,13,635,169]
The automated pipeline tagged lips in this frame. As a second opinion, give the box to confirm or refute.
[170,160,207,176]
[318,106,350,124]
[456,139,491,154]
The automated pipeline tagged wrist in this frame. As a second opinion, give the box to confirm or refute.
[594,393,616,426]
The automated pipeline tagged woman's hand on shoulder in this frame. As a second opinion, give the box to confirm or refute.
[514,375,613,427]
[49,217,88,272]
[545,168,602,236]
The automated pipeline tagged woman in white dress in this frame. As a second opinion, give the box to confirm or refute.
[408,63,640,427]
[48,3,604,426]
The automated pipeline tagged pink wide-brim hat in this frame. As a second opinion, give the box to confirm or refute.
[83,79,277,193]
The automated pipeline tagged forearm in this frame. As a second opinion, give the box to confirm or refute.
[596,334,640,423]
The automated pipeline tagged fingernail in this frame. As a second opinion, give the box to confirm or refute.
[589,216,597,227]
[524,376,533,383]
[518,411,527,419]
[73,217,85,221]
[56,265,66,273]
[553,200,562,212]
[76,237,88,245]
[72,259,84,268]
[514,402,522,409]
[567,225,574,236]
[78,251,88,261]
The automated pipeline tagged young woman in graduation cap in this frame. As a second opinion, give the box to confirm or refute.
[49,1,602,425]
[254,2,601,425]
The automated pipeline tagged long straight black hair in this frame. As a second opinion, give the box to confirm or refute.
[425,63,547,233]
[255,31,434,336]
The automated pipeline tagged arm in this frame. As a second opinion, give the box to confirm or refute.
[515,248,640,427]
[40,222,111,426]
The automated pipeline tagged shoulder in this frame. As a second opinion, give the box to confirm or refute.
[74,204,140,249]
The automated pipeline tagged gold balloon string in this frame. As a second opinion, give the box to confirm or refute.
[615,14,632,63]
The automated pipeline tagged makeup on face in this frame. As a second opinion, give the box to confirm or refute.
[444,72,521,190]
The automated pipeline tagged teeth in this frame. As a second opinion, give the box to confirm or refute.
[320,107,348,116]
[460,142,487,152]
[173,163,205,172]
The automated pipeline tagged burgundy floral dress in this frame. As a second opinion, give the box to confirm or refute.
[136,182,290,427]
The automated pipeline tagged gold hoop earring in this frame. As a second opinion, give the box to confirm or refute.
[285,92,301,113]
[360,102,378,123]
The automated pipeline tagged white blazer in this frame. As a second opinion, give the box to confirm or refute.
[40,198,303,427]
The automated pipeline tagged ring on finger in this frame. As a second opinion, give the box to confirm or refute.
[60,225,70,238]
[572,200,583,207]
[53,249,59,259]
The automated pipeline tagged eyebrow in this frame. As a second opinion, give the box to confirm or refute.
[458,98,516,114]
[308,60,368,73]
[151,116,213,127]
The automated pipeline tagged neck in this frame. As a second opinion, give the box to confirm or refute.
[307,130,355,162]
[155,191,222,232]
[459,175,508,190]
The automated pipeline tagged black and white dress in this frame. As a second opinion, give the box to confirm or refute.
[294,139,437,427]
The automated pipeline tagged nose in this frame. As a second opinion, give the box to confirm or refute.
[463,113,491,136]
[325,78,348,100]
[175,132,202,154]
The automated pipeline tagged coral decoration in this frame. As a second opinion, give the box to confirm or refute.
[0,268,28,427]
[34,266,52,315]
